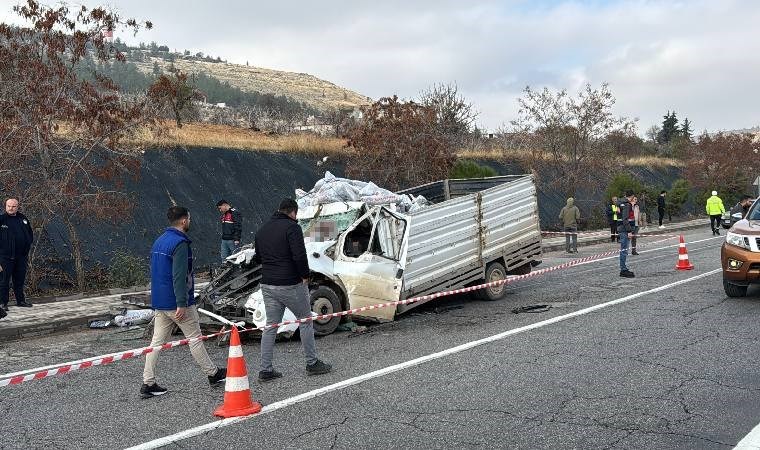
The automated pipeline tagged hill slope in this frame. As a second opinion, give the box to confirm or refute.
[133,57,371,112]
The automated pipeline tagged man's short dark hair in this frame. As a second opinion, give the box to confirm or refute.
[278,198,298,215]
[625,190,634,197]
[660,190,667,195]
[167,206,189,224]
[216,199,229,207]
[741,194,752,202]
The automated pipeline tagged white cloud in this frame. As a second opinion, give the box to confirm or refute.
[1,0,758,133]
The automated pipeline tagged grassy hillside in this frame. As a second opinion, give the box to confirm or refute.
[133,57,371,113]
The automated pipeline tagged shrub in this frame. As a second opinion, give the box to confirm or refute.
[108,249,149,288]
[450,159,497,178]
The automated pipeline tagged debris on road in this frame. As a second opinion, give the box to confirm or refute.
[511,304,552,314]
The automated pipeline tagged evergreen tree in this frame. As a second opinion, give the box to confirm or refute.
[657,111,679,144]
[681,117,692,141]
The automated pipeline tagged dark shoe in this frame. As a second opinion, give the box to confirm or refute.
[620,270,635,278]
[631,251,639,255]
[208,367,227,385]
[140,383,168,399]
[0,307,6,319]
[258,369,283,382]
[15,302,32,308]
[306,360,332,376]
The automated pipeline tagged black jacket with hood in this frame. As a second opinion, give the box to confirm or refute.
[253,212,309,286]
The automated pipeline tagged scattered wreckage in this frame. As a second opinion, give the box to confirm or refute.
[196,172,542,336]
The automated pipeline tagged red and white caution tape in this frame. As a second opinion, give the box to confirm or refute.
[0,234,686,388]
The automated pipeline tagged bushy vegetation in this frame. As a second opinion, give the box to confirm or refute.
[450,160,497,178]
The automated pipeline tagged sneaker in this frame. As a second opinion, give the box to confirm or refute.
[258,369,283,382]
[631,251,639,255]
[306,360,332,376]
[619,270,635,278]
[659,225,665,229]
[15,302,32,308]
[208,367,227,385]
[0,307,6,319]
[140,383,168,399]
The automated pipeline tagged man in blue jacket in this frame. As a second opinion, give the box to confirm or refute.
[0,198,34,312]
[140,206,226,399]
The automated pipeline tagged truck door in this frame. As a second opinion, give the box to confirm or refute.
[334,207,408,321]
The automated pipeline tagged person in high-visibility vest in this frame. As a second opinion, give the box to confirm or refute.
[705,190,725,236]
[605,196,619,243]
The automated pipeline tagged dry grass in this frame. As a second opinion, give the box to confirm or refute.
[623,155,685,168]
[125,122,347,154]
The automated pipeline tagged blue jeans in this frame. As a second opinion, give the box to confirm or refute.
[220,240,238,261]
[619,229,629,271]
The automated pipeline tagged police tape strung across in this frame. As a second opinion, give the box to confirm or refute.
[0,234,692,388]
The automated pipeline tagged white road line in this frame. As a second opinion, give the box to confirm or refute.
[735,422,760,449]
[127,267,723,450]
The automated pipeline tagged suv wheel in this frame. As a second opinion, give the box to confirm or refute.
[723,279,748,298]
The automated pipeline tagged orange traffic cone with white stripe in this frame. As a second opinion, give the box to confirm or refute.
[213,327,262,418]
[675,235,694,270]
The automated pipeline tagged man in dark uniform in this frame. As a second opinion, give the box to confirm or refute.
[0,198,34,311]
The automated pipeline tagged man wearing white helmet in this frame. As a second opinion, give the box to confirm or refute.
[705,190,725,236]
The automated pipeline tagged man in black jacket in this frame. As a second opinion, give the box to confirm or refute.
[216,199,243,261]
[254,198,331,382]
[618,191,636,278]
[657,191,667,228]
[0,198,34,311]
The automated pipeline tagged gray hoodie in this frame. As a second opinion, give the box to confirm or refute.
[559,198,581,228]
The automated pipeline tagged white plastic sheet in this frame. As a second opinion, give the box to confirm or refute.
[296,171,428,212]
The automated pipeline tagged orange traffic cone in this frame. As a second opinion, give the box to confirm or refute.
[675,235,694,270]
[213,327,262,418]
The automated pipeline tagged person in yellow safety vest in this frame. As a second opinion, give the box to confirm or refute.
[705,190,725,236]
[606,196,619,243]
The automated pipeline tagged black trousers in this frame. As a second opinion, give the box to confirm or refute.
[0,257,28,306]
[710,215,722,232]
[609,222,619,242]
[658,207,665,226]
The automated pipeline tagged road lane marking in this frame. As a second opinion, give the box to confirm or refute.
[127,267,723,450]
[735,422,760,449]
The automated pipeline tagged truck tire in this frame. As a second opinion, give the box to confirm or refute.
[477,261,508,301]
[723,279,748,298]
[310,285,342,336]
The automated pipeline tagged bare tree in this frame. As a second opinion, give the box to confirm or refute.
[419,83,478,148]
[511,83,635,195]
[0,1,158,290]
[347,96,456,190]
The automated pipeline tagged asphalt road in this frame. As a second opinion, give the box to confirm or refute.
[2,227,760,449]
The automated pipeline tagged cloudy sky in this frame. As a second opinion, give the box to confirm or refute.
[2,0,759,133]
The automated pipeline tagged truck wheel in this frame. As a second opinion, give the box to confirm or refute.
[477,262,508,301]
[723,279,748,298]
[310,285,342,336]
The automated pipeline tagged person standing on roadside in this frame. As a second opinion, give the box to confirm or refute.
[606,196,619,243]
[618,191,636,278]
[141,206,227,399]
[217,199,243,261]
[705,190,725,236]
[0,198,34,312]
[657,191,667,228]
[558,197,580,253]
[630,195,641,256]
[254,198,331,382]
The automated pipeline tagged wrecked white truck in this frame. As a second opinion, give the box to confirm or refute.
[197,175,542,336]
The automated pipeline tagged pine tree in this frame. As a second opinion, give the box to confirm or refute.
[681,117,692,141]
[657,111,679,144]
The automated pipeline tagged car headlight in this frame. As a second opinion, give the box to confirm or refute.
[726,232,751,250]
